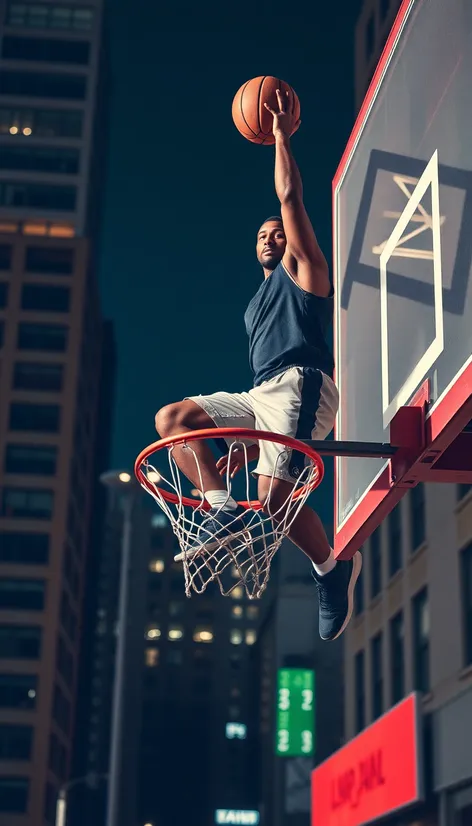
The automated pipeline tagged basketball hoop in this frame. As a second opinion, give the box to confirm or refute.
[135,428,324,599]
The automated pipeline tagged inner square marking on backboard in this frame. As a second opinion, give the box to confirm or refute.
[380,150,444,429]
[373,174,446,260]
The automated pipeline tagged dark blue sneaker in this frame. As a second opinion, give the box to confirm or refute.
[174,505,250,561]
[312,552,363,640]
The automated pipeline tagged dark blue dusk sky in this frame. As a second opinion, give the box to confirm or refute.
[98,0,363,470]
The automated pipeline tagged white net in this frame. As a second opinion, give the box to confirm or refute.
[137,436,323,599]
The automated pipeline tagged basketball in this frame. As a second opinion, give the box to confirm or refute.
[232,76,301,145]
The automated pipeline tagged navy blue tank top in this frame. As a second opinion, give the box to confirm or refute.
[244,261,334,386]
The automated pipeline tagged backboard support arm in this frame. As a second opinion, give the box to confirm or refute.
[305,378,472,484]
[302,440,397,459]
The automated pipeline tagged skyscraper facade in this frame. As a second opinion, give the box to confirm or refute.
[0,1,108,822]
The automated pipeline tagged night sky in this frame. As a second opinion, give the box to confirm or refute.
[98,0,364,470]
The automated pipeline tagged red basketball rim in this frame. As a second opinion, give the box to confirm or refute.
[134,427,324,511]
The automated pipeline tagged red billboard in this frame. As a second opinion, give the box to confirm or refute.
[311,693,424,826]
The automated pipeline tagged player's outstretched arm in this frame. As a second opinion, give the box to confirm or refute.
[264,91,331,298]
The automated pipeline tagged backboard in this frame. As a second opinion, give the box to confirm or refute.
[333,0,472,558]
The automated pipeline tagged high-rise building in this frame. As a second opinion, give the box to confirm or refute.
[139,515,268,826]
[313,3,472,825]
[0,1,108,823]
[76,482,149,826]
[81,497,269,826]
[253,542,343,826]
[325,483,472,826]
[68,319,115,826]
[354,0,402,110]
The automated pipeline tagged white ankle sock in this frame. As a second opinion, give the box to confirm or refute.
[205,490,238,511]
[313,548,337,577]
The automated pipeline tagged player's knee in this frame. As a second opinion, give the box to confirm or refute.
[155,402,186,436]
[155,400,215,437]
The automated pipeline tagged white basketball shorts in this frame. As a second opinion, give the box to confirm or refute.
[187,366,339,483]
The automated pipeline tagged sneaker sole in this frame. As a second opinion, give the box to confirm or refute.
[327,551,363,641]
[174,529,250,563]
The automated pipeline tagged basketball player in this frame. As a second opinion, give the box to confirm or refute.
[155,90,362,641]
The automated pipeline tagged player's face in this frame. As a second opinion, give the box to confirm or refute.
[256,221,286,271]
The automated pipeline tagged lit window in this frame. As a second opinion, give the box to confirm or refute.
[245,630,257,645]
[145,626,161,640]
[49,223,74,238]
[246,605,259,620]
[23,222,47,235]
[151,513,167,528]
[193,627,214,643]
[412,588,430,692]
[225,722,247,739]
[230,585,244,600]
[230,629,243,645]
[231,564,239,578]
[145,648,159,667]
[149,559,164,573]
[232,605,243,618]
[168,627,183,641]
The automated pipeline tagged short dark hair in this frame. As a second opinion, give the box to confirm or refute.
[259,216,283,232]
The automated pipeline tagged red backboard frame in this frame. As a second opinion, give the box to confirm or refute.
[332,0,472,560]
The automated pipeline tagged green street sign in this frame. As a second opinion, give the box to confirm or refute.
[276,668,315,757]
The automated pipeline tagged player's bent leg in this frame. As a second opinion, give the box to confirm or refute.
[257,476,331,565]
[155,399,215,436]
[155,400,226,494]
[156,397,255,562]
[257,475,362,642]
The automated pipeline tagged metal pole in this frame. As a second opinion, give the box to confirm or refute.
[55,789,67,826]
[302,439,397,458]
[105,492,134,826]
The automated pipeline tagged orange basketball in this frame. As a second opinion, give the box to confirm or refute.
[232,76,301,145]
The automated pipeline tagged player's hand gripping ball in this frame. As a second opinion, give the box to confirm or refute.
[232,75,301,145]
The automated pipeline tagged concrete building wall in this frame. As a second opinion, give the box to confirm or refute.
[343,483,472,824]
[0,232,103,825]
[345,485,472,736]
[0,0,105,237]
